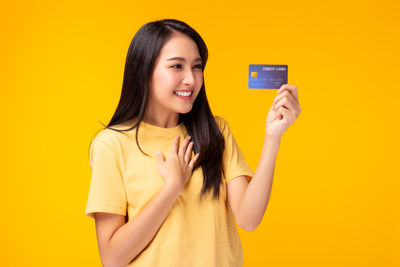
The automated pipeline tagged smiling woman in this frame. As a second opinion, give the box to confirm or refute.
[85,18,301,267]
[146,31,203,119]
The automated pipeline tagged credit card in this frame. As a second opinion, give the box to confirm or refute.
[249,64,288,89]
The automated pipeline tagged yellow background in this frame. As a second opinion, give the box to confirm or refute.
[1,0,399,266]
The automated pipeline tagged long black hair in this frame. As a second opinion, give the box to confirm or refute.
[92,18,225,202]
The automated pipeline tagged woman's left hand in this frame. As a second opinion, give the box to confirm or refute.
[266,84,301,139]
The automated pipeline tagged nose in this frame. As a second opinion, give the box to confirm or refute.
[183,68,195,86]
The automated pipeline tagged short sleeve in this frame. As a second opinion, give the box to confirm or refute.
[217,117,254,184]
[85,139,127,219]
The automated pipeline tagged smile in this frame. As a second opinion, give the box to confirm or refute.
[174,91,193,96]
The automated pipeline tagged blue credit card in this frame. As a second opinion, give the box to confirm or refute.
[249,64,288,89]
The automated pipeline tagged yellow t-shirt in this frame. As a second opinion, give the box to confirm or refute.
[85,116,254,267]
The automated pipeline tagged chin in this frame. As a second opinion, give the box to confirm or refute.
[178,108,192,114]
[177,105,194,114]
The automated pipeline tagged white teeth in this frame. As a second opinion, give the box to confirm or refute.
[174,91,192,96]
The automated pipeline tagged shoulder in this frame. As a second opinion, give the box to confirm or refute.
[90,125,129,151]
[213,115,237,142]
[213,115,229,132]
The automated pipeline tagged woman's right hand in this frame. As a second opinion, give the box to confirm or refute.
[156,135,200,192]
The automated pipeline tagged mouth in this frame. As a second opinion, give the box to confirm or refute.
[173,90,193,100]
[173,90,193,97]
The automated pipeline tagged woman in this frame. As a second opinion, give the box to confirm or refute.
[85,18,301,267]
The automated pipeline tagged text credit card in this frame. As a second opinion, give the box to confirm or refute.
[249,64,288,89]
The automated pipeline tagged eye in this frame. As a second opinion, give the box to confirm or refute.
[171,64,182,69]
[194,64,203,69]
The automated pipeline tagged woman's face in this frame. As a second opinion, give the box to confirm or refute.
[147,31,203,118]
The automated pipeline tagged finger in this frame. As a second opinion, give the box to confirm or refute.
[273,90,297,106]
[277,84,296,96]
[273,90,299,110]
[179,136,191,157]
[268,108,282,123]
[184,141,194,163]
[273,95,299,114]
[170,135,180,154]
[278,106,293,124]
[156,150,165,163]
[188,152,200,169]
[277,84,299,102]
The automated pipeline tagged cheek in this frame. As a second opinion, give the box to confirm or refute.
[150,71,174,98]
[154,69,176,86]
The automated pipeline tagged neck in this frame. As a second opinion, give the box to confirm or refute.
[142,110,180,128]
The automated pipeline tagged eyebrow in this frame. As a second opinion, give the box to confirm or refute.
[165,57,202,62]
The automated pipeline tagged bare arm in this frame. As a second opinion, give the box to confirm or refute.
[94,183,182,267]
[228,84,301,231]
[227,136,281,232]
